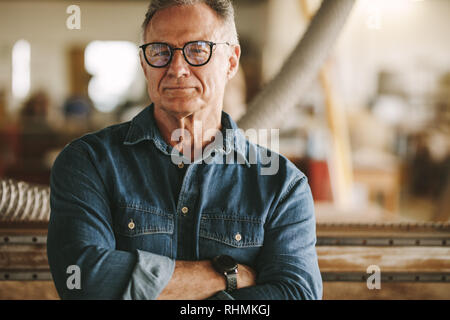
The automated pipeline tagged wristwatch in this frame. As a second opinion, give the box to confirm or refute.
[211,255,238,293]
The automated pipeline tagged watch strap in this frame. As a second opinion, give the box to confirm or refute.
[225,271,238,293]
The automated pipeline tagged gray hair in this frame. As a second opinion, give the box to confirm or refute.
[141,0,239,44]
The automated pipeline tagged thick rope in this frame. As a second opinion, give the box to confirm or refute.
[0,179,50,222]
[238,0,356,130]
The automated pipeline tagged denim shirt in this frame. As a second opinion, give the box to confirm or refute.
[47,104,322,300]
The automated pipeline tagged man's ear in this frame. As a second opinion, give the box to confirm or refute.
[227,44,241,80]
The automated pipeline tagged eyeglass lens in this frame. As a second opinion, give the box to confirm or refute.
[144,41,211,67]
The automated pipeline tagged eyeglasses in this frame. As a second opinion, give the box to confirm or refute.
[139,40,230,68]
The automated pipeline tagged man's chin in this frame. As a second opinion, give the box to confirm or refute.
[160,98,204,115]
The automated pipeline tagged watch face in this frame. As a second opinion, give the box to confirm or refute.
[217,255,237,272]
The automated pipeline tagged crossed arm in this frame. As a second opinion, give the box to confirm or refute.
[156,260,256,300]
[47,143,322,300]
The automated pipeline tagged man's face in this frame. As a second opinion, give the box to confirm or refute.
[141,3,240,117]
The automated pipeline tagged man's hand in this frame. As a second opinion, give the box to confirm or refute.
[237,263,257,289]
[157,260,256,300]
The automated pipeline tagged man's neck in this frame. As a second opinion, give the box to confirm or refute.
[153,105,223,161]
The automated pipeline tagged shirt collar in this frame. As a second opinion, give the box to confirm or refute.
[123,104,250,167]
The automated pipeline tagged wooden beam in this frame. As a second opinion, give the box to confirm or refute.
[299,0,354,209]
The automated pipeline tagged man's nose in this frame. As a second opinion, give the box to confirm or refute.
[167,49,190,78]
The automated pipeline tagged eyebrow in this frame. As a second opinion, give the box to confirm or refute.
[144,40,212,46]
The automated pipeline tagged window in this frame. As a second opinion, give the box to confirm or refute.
[84,41,139,113]
[12,39,31,101]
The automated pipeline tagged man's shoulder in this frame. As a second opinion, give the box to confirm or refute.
[65,121,132,154]
[52,121,133,178]
[245,139,306,182]
[241,141,312,216]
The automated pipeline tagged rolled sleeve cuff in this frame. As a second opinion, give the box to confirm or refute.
[122,250,175,300]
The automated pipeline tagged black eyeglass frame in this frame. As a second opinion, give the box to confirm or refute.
[139,40,230,68]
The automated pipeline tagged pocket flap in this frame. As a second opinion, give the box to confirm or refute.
[199,215,264,248]
[115,204,174,237]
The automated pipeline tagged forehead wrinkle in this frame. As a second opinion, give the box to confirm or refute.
[148,27,212,46]
[147,24,226,47]
[145,4,225,45]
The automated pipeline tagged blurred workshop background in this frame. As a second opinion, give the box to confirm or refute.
[0,0,449,299]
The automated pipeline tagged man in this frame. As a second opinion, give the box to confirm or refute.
[47,0,322,300]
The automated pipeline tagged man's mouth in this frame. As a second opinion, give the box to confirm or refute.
[163,87,197,97]
[164,86,196,90]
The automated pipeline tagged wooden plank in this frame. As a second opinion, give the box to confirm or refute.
[0,280,448,300]
[0,244,49,269]
[317,246,450,273]
[0,228,48,235]
[316,222,450,241]
[0,281,58,300]
[323,282,450,300]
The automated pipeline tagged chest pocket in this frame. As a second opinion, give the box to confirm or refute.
[114,203,174,258]
[198,213,264,265]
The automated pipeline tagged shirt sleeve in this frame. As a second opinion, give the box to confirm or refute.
[226,175,323,300]
[121,250,175,300]
[47,141,174,300]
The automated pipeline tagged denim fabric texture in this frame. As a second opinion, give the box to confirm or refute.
[47,104,323,300]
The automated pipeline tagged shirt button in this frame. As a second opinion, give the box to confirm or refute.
[235,233,242,242]
[178,162,184,169]
[181,207,189,215]
[128,220,135,230]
